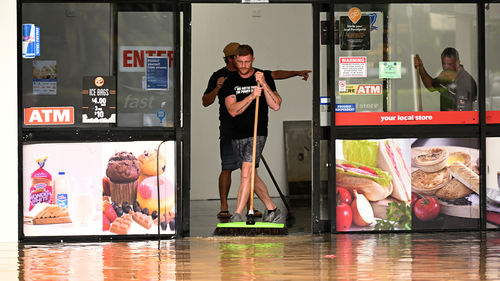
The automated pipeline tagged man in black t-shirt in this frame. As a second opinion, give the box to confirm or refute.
[203,42,310,218]
[414,47,477,111]
[220,44,283,223]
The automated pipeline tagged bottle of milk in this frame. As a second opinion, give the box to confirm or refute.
[54,172,69,208]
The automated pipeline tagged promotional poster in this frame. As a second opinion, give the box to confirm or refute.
[23,141,176,237]
[336,138,480,232]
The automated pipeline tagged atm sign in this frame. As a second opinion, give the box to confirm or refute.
[339,84,382,95]
[24,107,74,125]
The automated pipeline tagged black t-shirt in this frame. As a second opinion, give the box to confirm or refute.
[205,67,273,138]
[203,67,235,138]
[432,65,477,111]
[220,68,277,140]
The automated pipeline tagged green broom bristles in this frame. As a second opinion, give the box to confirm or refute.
[213,222,288,236]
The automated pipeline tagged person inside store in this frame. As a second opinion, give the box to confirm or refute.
[202,42,311,218]
[413,47,477,111]
[220,44,283,223]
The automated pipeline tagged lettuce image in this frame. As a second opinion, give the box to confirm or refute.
[336,159,392,188]
[342,140,379,168]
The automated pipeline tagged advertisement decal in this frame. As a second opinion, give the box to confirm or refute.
[23,141,176,237]
[336,138,481,232]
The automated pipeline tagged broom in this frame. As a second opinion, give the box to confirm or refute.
[214,81,288,236]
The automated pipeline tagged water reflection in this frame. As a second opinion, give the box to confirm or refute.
[7,232,500,280]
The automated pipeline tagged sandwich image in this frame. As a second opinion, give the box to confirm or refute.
[377,139,412,202]
[336,159,393,201]
[341,139,412,202]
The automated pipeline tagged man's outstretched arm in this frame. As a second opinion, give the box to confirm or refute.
[271,70,311,81]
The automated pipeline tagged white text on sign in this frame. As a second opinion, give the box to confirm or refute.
[24,107,75,125]
[339,84,382,95]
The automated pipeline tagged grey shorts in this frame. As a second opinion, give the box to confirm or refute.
[220,136,239,171]
[232,136,267,169]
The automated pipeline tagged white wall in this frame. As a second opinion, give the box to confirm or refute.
[1,0,18,242]
[191,4,313,200]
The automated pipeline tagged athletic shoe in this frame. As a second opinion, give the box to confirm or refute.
[229,213,242,222]
[262,208,283,223]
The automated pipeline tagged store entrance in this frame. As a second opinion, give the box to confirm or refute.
[188,2,322,235]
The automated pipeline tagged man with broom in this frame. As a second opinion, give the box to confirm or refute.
[413,47,477,111]
[203,42,310,219]
[220,44,283,223]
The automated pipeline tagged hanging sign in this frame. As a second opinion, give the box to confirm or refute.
[82,76,116,123]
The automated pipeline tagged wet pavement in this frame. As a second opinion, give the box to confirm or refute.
[4,231,500,280]
[7,198,500,280]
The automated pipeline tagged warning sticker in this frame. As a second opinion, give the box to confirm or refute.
[339,84,382,95]
[339,57,367,77]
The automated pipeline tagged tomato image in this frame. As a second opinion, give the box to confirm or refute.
[336,203,353,231]
[414,195,441,221]
[358,166,377,175]
[336,190,352,231]
[336,187,352,206]
[411,192,419,208]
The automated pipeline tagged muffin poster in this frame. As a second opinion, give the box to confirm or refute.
[335,138,481,232]
[22,141,176,237]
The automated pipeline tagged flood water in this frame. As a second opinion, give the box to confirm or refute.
[2,231,500,280]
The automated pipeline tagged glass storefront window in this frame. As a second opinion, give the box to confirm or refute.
[486,3,500,123]
[333,4,479,126]
[21,3,175,128]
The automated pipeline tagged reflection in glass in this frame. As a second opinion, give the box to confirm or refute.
[333,4,478,113]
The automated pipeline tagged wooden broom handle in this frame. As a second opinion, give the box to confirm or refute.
[416,54,423,111]
[250,82,260,211]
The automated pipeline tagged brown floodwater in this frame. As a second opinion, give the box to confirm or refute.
[4,231,500,280]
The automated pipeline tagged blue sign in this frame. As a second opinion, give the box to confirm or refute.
[335,104,356,112]
[146,57,169,90]
[157,109,166,123]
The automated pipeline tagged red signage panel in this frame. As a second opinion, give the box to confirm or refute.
[336,111,479,126]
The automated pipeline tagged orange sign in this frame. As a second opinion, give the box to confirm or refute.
[348,7,361,24]
[24,107,75,125]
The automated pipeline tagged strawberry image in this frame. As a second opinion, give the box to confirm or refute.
[138,184,152,199]
[102,177,111,196]
[103,201,117,223]
[103,213,110,231]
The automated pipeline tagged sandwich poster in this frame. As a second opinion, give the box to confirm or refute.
[336,138,481,232]
[23,141,176,237]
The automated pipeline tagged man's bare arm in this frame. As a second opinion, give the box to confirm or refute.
[225,91,259,117]
[271,70,311,81]
[261,84,281,111]
[202,76,227,107]
[256,71,281,111]
[414,55,435,91]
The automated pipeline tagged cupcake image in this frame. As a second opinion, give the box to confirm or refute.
[137,148,166,185]
[106,151,141,206]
